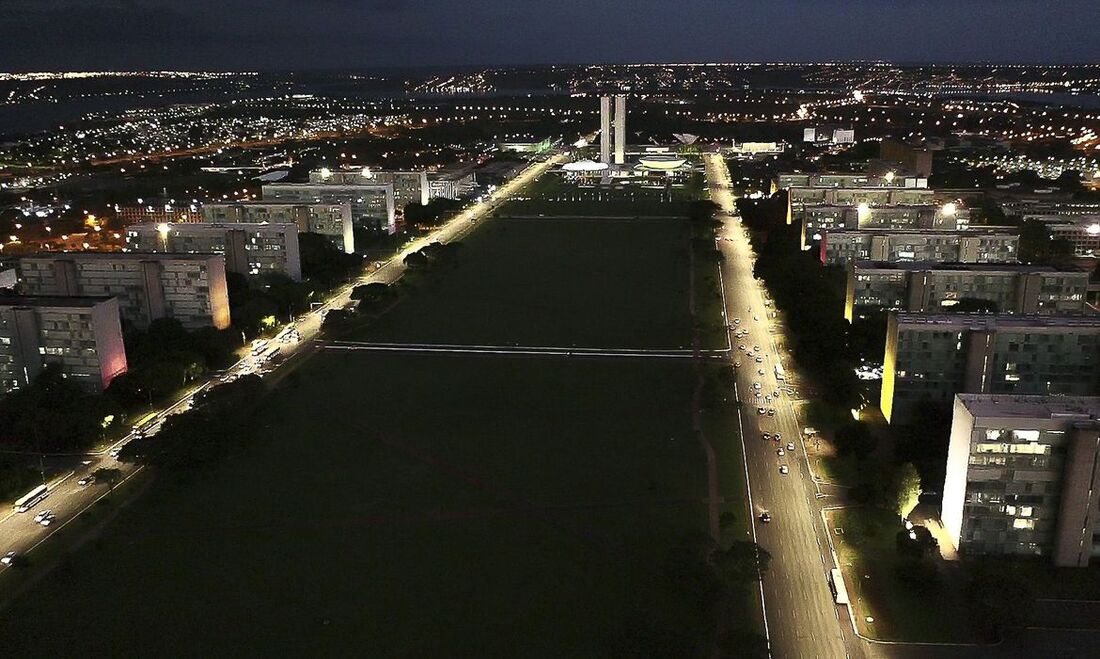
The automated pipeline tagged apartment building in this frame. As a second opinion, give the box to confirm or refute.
[880,313,1100,424]
[819,229,1019,266]
[263,181,395,234]
[125,222,302,282]
[844,261,1088,321]
[942,394,1100,566]
[801,204,969,248]
[0,296,127,394]
[7,253,230,330]
[202,201,354,254]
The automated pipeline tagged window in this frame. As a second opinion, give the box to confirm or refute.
[1013,519,1035,530]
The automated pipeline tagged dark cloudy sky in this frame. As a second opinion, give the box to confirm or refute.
[1,0,1098,71]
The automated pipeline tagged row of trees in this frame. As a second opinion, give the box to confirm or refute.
[737,194,862,410]
[119,375,266,469]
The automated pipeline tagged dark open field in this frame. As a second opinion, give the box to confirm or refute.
[0,179,750,656]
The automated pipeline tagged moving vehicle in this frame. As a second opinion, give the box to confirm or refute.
[1,552,14,565]
[767,408,776,416]
[13,485,48,513]
[787,442,795,451]
[757,407,767,415]
[830,568,850,605]
[760,511,772,523]
[777,448,785,457]
[753,382,761,390]
[77,475,95,487]
[762,432,771,441]
[755,356,764,363]
[779,465,789,475]
[774,432,782,441]
[39,512,55,526]
[774,363,785,382]
[734,361,741,368]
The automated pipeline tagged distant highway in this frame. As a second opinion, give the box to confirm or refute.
[0,151,567,575]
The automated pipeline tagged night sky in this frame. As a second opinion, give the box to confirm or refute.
[2,0,1098,71]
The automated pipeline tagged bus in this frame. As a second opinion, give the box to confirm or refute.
[829,568,850,605]
[132,411,159,435]
[774,363,786,382]
[13,484,48,513]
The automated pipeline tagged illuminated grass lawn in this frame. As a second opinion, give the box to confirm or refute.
[0,211,754,656]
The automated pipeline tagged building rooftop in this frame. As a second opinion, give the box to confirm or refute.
[13,252,223,263]
[203,201,347,208]
[853,260,1079,274]
[956,394,1100,421]
[894,312,1100,330]
[826,227,1017,237]
[0,295,112,309]
[129,222,297,232]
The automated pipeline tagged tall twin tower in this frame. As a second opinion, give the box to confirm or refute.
[599,95,626,165]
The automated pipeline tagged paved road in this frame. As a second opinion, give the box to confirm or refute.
[706,154,857,659]
[705,155,1100,659]
[0,151,567,574]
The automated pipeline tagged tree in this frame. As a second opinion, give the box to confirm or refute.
[890,462,922,519]
[92,467,124,491]
[714,540,772,585]
[833,421,876,460]
[403,250,429,269]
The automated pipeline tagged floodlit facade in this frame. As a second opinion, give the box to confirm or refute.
[202,201,354,254]
[614,94,626,165]
[599,96,612,165]
[125,222,302,282]
[942,394,1100,566]
[8,253,231,330]
[263,181,396,234]
[845,261,1088,321]
[0,295,127,394]
[800,204,969,248]
[880,313,1100,424]
[785,187,937,224]
[819,229,1019,266]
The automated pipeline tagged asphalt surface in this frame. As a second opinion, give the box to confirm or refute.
[706,154,859,659]
[0,151,566,575]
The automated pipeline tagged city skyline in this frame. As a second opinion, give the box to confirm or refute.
[2,0,1100,71]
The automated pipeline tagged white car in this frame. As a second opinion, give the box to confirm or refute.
[78,475,95,487]
[757,407,767,415]
[1,552,14,566]
[33,510,52,524]
[753,315,760,321]
[777,448,785,457]
[755,356,764,364]
[734,361,742,368]
[753,345,761,352]
[787,442,795,451]
[774,432,782,441]
[767,408,777,416]
[760,511,772,523]
[734,318,741,325]
[762,432,771,441]
[757,369,765,376]
[39,514,55,527]
[779,465,789,475]
[753,382,762,390]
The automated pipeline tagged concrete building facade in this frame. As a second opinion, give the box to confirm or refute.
[942,394,1100,566]
[801,204,969,248]
[263,181,396,235]
[8,253,231,330]
[202,201,354,254]
[880,314,1100,424]
[125,222,302,282]
[819,229,1019,266]
[0,296,127,394]
[845,261,1089,321]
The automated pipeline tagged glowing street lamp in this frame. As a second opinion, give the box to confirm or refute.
[941,202,957,216]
